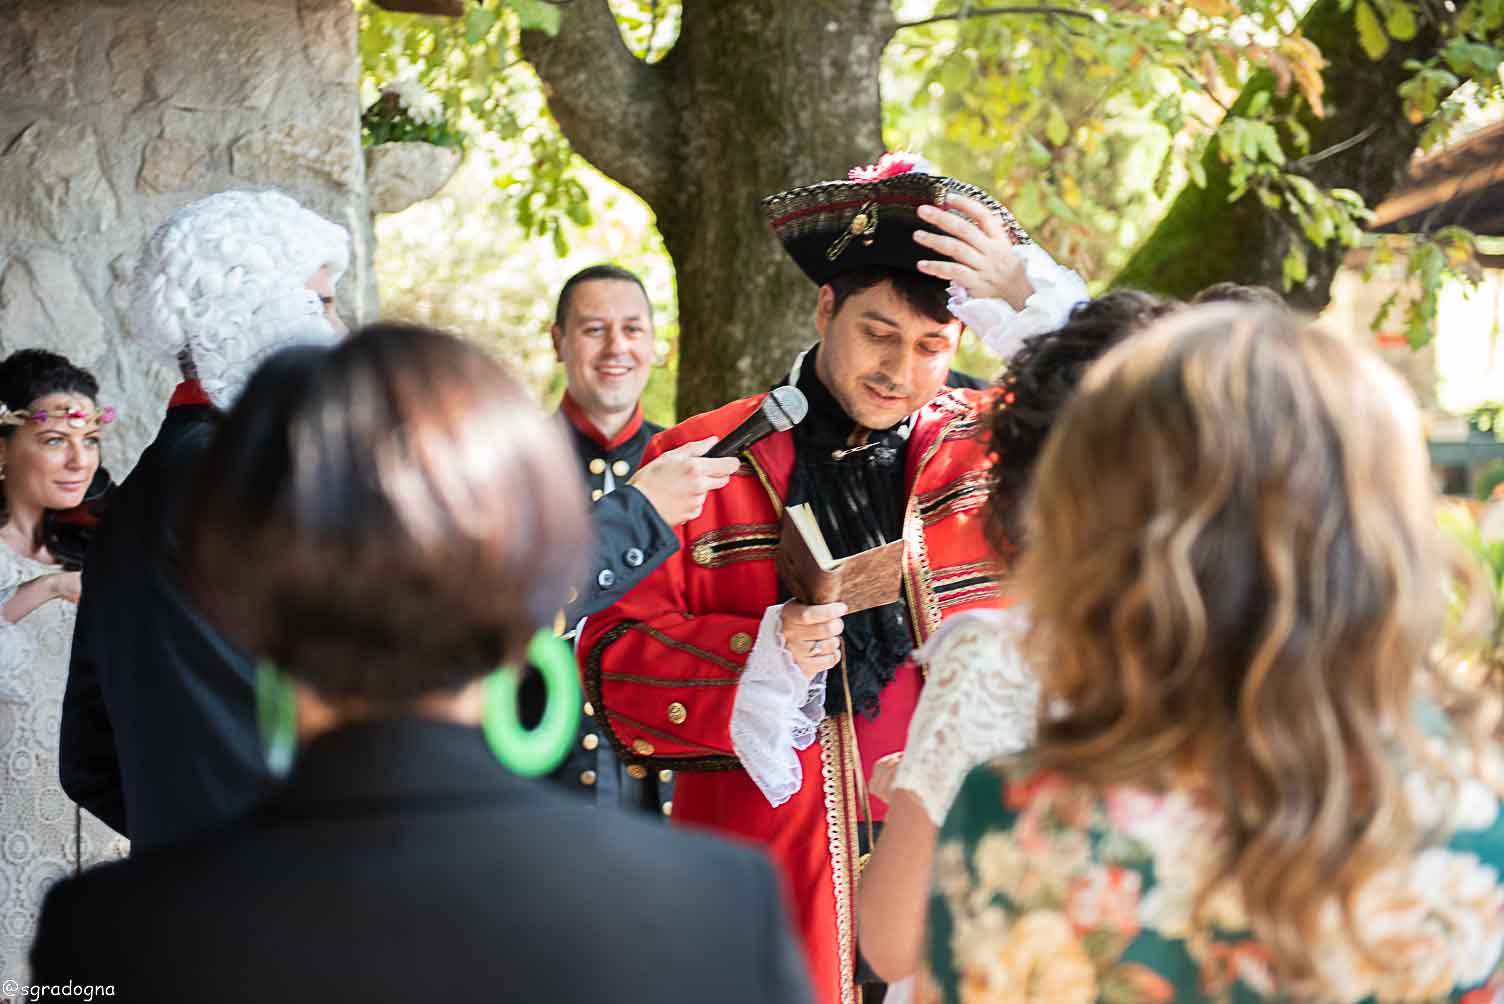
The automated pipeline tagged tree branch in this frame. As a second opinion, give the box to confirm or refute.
[519,0,677,209]
[896,5,1099,29]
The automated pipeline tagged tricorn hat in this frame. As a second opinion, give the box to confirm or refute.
[762,153,1030,287]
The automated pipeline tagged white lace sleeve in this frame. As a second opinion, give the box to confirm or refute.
[730,602,828,808]
[947,243,1089,360]
[894,607,1037,825]
[0,555,37,702]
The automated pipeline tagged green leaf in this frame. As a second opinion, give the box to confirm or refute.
[465,6,499,44]
[1372,289,1399,332]
[510,0,563,36]
[1385,3,1418,41]
[1189,156,1208,189]
[1046,107,1070,146]
[1356,1,1390,60]
[1282,242,1308,289]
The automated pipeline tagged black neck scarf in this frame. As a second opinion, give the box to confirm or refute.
[783,348,914,719]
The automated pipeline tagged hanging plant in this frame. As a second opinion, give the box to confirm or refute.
[361,75,465,150]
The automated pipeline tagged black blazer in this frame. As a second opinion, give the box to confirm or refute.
[60,402,275,851]
[33,719,814,1004]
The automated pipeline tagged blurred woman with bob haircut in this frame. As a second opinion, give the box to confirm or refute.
[926,304,1504,1004]
[32,323,813,1004]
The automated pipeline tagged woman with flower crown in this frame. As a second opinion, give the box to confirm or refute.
[0,348,127,990]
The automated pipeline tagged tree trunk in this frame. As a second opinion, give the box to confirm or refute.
[522,0,893,419]
[1114,0,1448,310]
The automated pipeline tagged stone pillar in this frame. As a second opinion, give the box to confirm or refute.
[0,0,374,472]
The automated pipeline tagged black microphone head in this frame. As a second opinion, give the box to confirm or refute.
[763,385,808,433]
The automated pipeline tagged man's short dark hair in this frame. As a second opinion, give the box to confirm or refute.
[825,267,952,325]
[554,264,650,328]
[186,324,588,705]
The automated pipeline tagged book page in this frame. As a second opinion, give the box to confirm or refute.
[786,502,841,572]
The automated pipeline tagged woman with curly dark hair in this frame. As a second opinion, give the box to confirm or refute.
[855,290,1178,991]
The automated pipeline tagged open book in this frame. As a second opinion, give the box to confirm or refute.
[775,503,905,614]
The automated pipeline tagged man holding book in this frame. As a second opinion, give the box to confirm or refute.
[577,155,1085,1004]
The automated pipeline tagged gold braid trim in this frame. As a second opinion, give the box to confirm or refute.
[818,717,857,1004]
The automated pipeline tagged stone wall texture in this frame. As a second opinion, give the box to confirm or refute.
[0,0,374,473]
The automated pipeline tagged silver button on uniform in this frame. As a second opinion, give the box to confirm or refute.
[597,568,616,588]
[624,548,644,567]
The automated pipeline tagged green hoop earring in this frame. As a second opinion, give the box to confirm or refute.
[255,661,298,777]
[483,630,581,777]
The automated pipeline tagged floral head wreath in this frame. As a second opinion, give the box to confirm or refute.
[0,404,117,429]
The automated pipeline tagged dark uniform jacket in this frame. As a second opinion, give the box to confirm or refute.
[533,394,676,814]
[59,383,275,851]
[32,718,815,1004]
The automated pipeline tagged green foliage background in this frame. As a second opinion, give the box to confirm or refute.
[359,0,1504,419]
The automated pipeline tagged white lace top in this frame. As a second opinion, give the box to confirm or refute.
[0,549,129,988]
[894,607,1037,826]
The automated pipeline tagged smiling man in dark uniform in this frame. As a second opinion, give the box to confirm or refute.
[541,264,739,817]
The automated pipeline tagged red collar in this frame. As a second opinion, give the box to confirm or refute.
[168,380,213,409]
[559,393,644,452]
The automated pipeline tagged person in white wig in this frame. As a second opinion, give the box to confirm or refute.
[59,190,352,853]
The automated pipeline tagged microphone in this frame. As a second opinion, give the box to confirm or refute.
[706,385,809,458]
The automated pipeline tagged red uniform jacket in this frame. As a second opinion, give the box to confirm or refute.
[579,387,1005,1004]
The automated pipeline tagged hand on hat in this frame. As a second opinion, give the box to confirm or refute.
[914,194,1034,311]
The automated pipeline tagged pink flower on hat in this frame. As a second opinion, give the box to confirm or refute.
[848,151,928,182]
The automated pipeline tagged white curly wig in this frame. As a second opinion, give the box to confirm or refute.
[129,189,351,409]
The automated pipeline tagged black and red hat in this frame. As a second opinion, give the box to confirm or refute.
[762,153,1030,286]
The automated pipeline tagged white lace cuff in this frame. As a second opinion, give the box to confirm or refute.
[731,603,828,808]
[947,244,1089,360]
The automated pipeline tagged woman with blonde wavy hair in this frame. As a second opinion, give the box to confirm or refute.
[926,303,1504,1004]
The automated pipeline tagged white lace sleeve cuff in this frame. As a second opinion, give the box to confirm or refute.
[731,603,828,808]
[947,244,1089,360]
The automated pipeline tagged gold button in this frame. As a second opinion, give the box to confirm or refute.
[729,632,753,654]
[582,733,599,751]
[591,488,604,501]
[579,770,597,786]
[588,458,606,475]
[849,212,869,235]
[658,769,674,784]
[566,587,578,604]
[632,738,655,756]
[666,701,687,725]
[627,764,648,780]
[582,701,594,717]
[661,800,673,816]
[611,460,629,477]
[691,542,714,566]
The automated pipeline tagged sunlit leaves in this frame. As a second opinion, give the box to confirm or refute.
[1277,36,1328,117]
[1356,1,1389,59]
[511,0,562,35]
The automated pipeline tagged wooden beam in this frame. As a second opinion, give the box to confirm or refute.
[1370,159,1504,229]
[372,0,465,15]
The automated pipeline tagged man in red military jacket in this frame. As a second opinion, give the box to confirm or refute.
[579,155,1084,1004]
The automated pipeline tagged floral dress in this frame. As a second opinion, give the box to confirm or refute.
[927,751,1504,1004]
[0,548,128,989]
